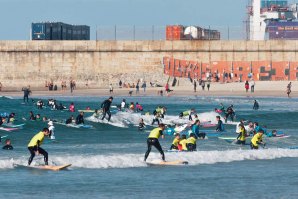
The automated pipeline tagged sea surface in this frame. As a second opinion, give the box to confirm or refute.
[0,95,297,199]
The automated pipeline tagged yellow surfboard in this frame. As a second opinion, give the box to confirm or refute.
[32,164,72,171]
[146,160,188,166]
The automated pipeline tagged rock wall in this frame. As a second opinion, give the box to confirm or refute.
[0,40,297,89]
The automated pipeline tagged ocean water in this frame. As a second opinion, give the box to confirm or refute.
[0,95,298,199]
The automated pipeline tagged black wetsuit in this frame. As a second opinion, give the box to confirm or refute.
[76,114,84,124]
[101,99,112,121]
[66,118,73,124]
[144,130,165,161]
[2,145,13,150]
[225,106,235,122]
[216,119,224,132]
[28,145,48,165]
[253,101,259,110]
[22,88,31,103]
[138,122,145,131]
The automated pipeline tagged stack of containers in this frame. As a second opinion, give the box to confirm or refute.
[31,22,90,40]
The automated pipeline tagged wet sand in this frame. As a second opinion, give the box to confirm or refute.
[0,81,296,98]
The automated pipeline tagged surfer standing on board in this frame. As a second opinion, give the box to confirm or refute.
[101,97,113,122]
[27,128,50,165]
[144,123,166,162]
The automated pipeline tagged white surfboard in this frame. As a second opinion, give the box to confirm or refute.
[31,164,71,171]
[146,160,188,166]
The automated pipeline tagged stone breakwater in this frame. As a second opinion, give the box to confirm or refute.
[0,40,297,90]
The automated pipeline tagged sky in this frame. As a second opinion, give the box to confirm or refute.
[0,0,296,40]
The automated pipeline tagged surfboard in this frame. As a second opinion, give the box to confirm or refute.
[31,164,71,171]
[1,135,8,139]
[146,160,188,166]
[218,136,237,140]
[78,110,95,113]
[201,124,217,128]
[2,123,25,128]
[0,127,19,132]
[166,150,191,153]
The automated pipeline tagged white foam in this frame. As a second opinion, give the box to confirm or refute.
[1,148,297,169]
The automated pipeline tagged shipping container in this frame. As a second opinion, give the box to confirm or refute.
[268,20,298,39]
[166,25,220,40]
[32,23,46,40]
[31,22,90,40]
[166,25,184,40]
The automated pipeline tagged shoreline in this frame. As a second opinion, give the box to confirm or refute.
[0,81,297,98]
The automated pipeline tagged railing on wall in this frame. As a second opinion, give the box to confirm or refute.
[95,25,248,41]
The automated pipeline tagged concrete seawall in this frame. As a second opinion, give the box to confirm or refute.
[0,40,297,89]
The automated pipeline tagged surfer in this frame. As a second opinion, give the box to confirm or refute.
[136,102,143,112]
[66,115,75,124]
[215,116,224,132]
[225,105,235,122]
[179,109,195,121]
[235,124,247,145]
[7,113,16,124]
[266,130,278,137]
[2,139,13,150]
[250,129,265,150]
[69,102,75,112]
[192,120,206,139]
[186,133,197,151]
[235,119,245,134]
[170,133,180,150]
[22,85,31,103]
[101,97,113,122]
[138,118,145,131]
[48,121,55,140]
[76,112,85,124]
[253,100,259,110]
[92,109,101,119]
[178,134,187,151]
[29,111,36,121]
[27,128,50,165]
[129,102,135,111]
[120,99,126,111]
[144,123,166,162]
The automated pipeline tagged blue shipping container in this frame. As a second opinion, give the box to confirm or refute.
[32,23,46,40]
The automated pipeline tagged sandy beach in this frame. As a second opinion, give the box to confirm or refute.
[0,81,296,98]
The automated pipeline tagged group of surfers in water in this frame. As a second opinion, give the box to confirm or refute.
[0,96,279,165]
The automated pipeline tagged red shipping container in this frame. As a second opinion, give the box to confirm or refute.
[166,25,184,40]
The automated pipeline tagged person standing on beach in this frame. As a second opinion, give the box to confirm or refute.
[22,85,31,103]
[144,123,166,162]
[136,82,140,94]
[245,81,249,92]
[250,79,255,92]
[27,128,50,165]
[207,80,210,91]
[142,81,146,92]
[287,82,292,97]
[101,97,113,122]
[109,84,113,94]
[201,80,205,91]
[193,80,197,92]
